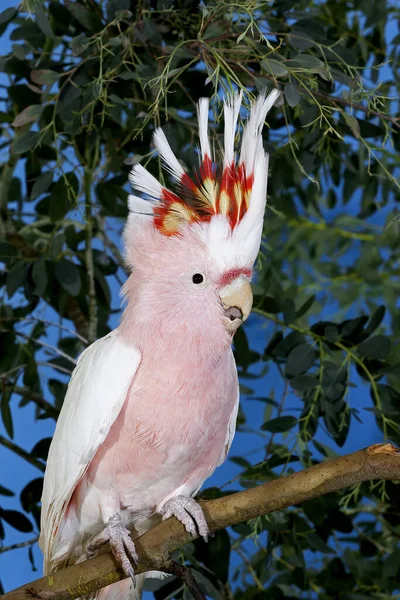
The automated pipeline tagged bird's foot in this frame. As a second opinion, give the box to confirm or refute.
[86,514,138,584]
[158,495,209,542]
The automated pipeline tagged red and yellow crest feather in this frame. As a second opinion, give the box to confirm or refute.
[128,89,280,237]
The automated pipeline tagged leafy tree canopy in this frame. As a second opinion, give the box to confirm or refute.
[0,0,399,598]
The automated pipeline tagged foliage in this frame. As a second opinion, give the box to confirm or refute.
[0,0,399,598]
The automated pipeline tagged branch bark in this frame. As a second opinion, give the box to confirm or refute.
[0,435,45,472]
[3,444,400,600]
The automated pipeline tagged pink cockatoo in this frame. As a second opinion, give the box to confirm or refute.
[39,88,280,599]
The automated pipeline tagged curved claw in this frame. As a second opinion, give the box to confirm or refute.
[158,495,209,542]
[86,513,138,584]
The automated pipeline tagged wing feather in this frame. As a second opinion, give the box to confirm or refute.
[218,351,240,466]
[39,329,141,571]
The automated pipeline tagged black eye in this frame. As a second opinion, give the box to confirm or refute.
[192,273,204,284]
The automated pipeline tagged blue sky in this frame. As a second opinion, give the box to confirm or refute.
[0,1,397,595]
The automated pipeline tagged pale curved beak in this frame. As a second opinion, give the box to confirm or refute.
[219,275,253,333]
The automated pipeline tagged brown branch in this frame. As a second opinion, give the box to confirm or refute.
[3,444,400,600]
[0,435,45,472]
[0,536,39,555]
[1,380,59,418]
[311,89,400,129]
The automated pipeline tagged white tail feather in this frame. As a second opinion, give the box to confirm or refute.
[223,91,243,167]
[129,164,162,200]
[153,128,185,181]
[197,98,211,160]
[239,89,280,173]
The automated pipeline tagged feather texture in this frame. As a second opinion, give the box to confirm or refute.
[129,164,162,200]
[39,331,141,573]
[153,128,185,181]
[128,89,279,240]
[223,90,242,167]
[197,97,212,161]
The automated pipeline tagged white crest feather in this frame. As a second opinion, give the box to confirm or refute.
[239,89,280,172]
[129,164,162,200]
[223,90,243,167]
[153,128,185,181]
[127,194,155,215]
[197,98,211,160]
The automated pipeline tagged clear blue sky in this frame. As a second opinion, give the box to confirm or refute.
[0,1,396,594]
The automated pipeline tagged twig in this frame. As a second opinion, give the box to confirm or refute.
[164,561,206,600]
[4,444,400,600]
[25,318,88,345]
[0,435,45,472]
[0,536,39,555]
[312,89,400,129]
[2,381,58,418]
[84,168,98,345]
[15,332,77,366]
[36,362,72,376]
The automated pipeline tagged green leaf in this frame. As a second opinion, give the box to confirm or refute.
[294,53,325,71]
[31,171,53,199]
[259,295,281,314]
[273,331,306,358]
[195,529,231,584]
[31,438,52,461]
[35,3,53,37]
[20,478,43,513]
[0,484,14,497]
[358,335,391,360]
[67,3,103,32]
[11,130,41,153]
[285,344,315,377]
[295,294,316,318]
[343,112,360,139]
[357,119,385,138]
[204,21,226,39]
[31,69,60,85]
[262,59,288,77]
[55,258,81,296]
[11,104,43,127]
[32,257,48,296]
[0,508,33,532]
[262,415,297,432]
[50,173,79,221]
[0,7,17,24]
[307,532,334,553]
[365,305,386,337]
[285,82,301,107]
[1,389,13,438]
[290,374,318,393]
[70,33,89,55]
[6,261,27,297]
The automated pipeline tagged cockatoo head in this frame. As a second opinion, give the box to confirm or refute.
[122,90,279,352]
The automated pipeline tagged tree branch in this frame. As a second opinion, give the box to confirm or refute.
[0,536,39,555]
[3,444,400,600]
[1,380,58,418]
[0,435,45,472]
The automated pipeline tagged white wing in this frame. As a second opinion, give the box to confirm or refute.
[218,387,239,466]
[218,351,240,466]
[39,329,141,570]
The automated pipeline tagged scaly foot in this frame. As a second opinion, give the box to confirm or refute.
[158,495,209,542]
[86,514,138,583]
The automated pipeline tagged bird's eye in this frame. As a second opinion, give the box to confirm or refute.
[192,273,204,284]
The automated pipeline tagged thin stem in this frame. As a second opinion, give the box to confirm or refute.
[2,381,58,418]
[15,332,77,366]
[84,141,99,345]
[0,536,39,555]
[0,435,45,472]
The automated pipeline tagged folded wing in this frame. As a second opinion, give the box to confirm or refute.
[39,330,141,572]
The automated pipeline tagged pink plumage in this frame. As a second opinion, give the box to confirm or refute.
[39,89,280,599]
